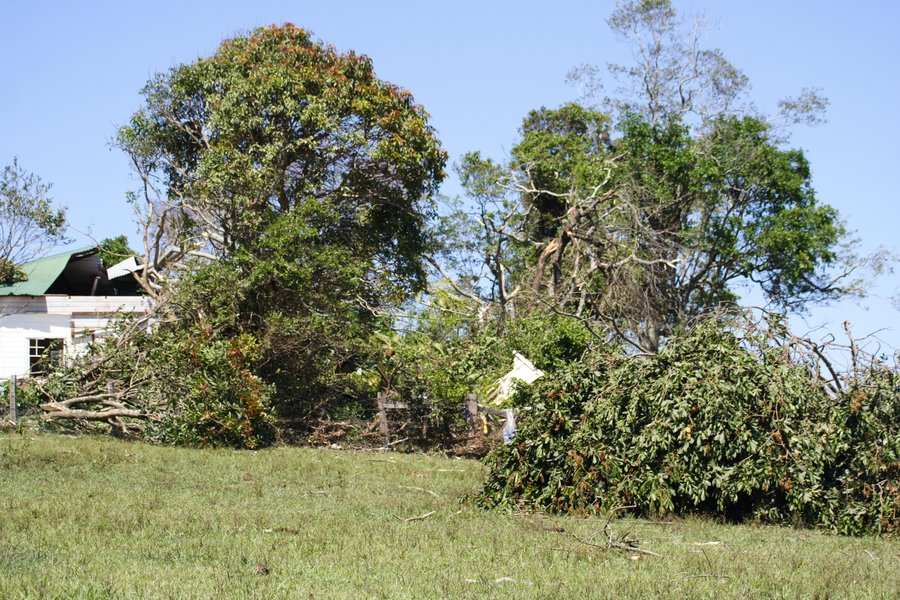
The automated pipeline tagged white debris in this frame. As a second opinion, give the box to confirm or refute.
[490,352,544,405]
[106,256,142,280]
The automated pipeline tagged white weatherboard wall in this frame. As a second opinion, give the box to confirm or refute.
[0,295,151,379]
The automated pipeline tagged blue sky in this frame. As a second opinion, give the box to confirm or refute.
[2,1,897,349]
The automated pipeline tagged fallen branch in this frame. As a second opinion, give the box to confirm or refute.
[399,485,441,499]
[40,406,144,420]
[393,510,436,523]
[573,505,661,557]
[571,532,661,557]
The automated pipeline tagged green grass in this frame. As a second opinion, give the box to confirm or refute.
[0,433,898,599]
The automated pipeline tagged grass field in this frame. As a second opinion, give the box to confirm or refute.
[0,433,898,598]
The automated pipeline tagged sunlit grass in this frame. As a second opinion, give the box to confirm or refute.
[0,433,897,598]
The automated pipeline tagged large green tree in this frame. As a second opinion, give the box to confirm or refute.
[113,24,446,430]
[457,1,858,353]
[120,24,445,298]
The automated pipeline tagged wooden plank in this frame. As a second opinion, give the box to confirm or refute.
[377,392,390,446]
[8,375,17,424]
[466,393,479,435]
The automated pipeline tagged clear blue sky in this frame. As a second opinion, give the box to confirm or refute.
[2,1,897,349]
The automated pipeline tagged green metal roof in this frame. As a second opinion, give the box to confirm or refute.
[0,247,97,296]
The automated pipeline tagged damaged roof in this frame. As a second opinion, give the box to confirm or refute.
[0,247,100,296]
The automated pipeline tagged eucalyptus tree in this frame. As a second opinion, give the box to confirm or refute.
[457,1,863,352]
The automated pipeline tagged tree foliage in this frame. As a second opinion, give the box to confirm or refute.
[23,311,275,448]
[97,235,137,268]
[370,297,595,431]
[0,160,68,284]
[118,24,445,297]
[455,1,859,352]
[476,311,900,536]
[30,25,446,446]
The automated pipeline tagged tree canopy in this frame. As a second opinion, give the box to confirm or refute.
[119,24,446,299]
[455,1,854,352]
[110,24,447,436]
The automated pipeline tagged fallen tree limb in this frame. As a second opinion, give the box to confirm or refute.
[39,406,144,420]
[399,486,441,499]
[571,532,661,557]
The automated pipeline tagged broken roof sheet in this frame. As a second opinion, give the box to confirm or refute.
[106,256,142,280]
[0,247,97,296]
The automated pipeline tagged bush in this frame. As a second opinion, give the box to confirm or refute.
[26,309,275,449]
[476,313,899,535]
[144,332,275,449]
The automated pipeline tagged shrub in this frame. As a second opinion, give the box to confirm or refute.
[144,332,275,449]
[477,313,899,535]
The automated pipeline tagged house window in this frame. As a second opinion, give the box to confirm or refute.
[29,338,64,375]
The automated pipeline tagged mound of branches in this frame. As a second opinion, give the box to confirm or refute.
[22,316,155,438]
[476,309,899,536]
[24,307,276,449]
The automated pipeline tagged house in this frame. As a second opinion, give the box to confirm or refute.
[0,247,150,378]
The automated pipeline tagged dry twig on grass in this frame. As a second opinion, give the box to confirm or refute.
[572,505,661,557]
[399,485,441,499]
[393,510,436,523]
[681,546,730,579]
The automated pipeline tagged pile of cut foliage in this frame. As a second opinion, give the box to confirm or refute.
[476,312,899,536]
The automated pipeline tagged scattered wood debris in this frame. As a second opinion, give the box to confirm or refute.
[571,505,660,557]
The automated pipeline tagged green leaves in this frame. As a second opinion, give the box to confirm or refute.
[97,235,137,268]
[451,0,856,354]
[101,24,450,436]
[146,331,276,449]
[0,160,69,284]
[476,314,900,536]
[120,24,446,291]
[468,105,849,351]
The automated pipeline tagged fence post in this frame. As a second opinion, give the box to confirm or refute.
[465,393,479,436]
[8,375,17,424]
[377,392,390,446]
